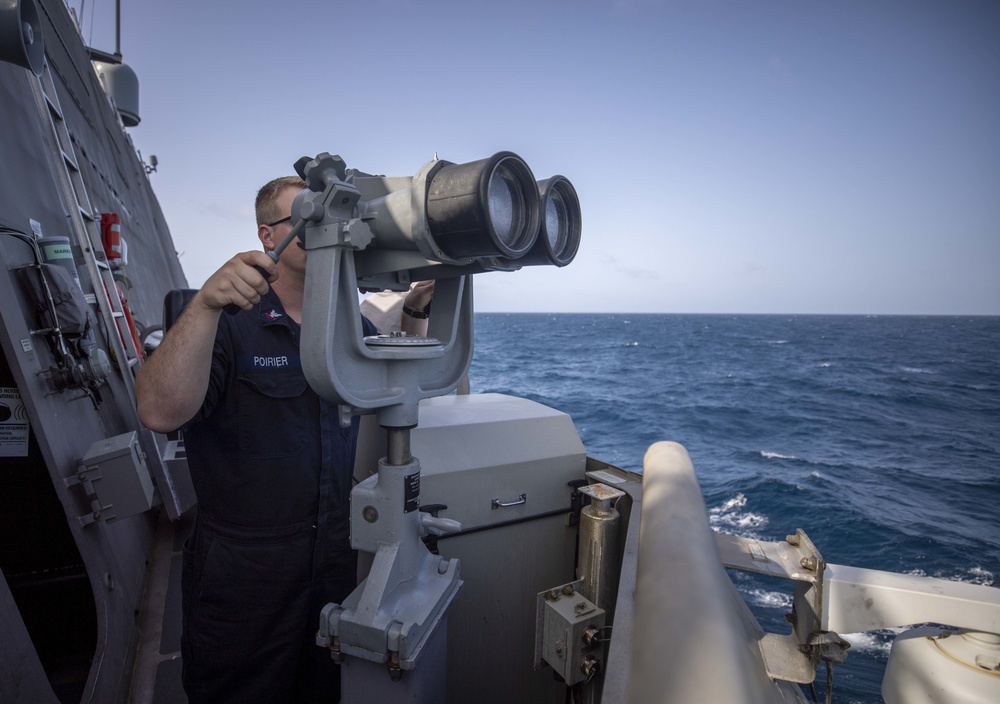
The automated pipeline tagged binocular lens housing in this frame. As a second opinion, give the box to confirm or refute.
[538,176,581,267]
[426,152,540,260]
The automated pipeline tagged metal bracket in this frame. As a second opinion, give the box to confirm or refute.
[715,529,849,683]
[64,466,111,526]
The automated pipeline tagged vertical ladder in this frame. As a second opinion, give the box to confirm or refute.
[30,59,143,392]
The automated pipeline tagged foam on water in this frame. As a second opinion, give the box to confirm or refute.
[964,566,996,586]
[841,629,905,656]
[760,450,798,460]
[745,588,793,610]
[708,493,770,534]
[759,450,826,467]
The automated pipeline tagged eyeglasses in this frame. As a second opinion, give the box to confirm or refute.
[266,216,291,228]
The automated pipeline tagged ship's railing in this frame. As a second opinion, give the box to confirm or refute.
[615,442,1000,704]
[824,563,1000,634]
[625,441,776,704]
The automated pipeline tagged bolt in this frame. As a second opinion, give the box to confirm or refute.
[331,637,345,664]
[786,534,800,546]
[438,558,450,575]
[546,589,560,601]
[800,556,818,571]
[554,640,565,657]
[363,506,379,523]
[562,584,575,596]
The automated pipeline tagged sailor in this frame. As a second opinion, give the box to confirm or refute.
[135,176,430,703]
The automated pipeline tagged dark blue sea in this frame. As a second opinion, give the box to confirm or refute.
[469,313,1000,703]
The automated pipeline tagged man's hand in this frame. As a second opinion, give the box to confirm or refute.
[198,251,277,313]
[403,280,435,314]
[136,251,276,433]
[401,280,434,336]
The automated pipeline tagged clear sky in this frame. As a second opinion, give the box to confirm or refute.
[80,0,999,314]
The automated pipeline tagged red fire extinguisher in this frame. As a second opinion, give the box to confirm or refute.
[101,213,122,266]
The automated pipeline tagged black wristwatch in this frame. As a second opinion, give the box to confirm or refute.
[403,303,430,319]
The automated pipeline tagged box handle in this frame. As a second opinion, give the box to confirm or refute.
[492,493,527,509]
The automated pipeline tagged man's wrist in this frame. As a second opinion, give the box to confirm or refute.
[402,303,430,319]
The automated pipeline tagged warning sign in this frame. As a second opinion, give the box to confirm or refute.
[0,387,29,457]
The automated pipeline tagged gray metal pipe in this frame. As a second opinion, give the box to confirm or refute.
[578,489,622,620]
[386,427,411,466]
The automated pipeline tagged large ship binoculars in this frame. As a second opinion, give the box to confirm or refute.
[290,151,581,289]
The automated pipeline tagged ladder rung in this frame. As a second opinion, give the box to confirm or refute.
[44,94,63,120]
[62,150,80,171]
[79,206,94,221]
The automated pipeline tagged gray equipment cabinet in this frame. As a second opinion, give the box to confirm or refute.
[354,393,587,704]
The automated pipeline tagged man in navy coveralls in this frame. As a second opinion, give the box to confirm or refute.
[135,177,430,703]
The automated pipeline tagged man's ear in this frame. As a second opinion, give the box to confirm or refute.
[259,224,275,251]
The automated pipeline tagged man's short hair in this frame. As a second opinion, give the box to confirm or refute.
[255,176,306,226]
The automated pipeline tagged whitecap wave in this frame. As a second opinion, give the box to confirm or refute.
[760,450,799,461]
[818,362,833,368]
[712,512,769,530]
[744,588,793,610]
[964,566,996,586]
[904,566,994,586]
[901,366,934,374]
[841,628,905,656]
[759,450,826,467]
[709,493,769,533]
[713,494,747,512]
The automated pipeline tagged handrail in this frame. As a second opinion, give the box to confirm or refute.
[824,562,1000,634]
[628,441,770,704]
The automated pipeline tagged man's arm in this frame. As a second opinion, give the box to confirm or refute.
[400,280,434,336]
[135,251,275,433]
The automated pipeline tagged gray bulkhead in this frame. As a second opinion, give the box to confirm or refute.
[0,1,189,701]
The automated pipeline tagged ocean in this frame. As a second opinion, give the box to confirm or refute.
[468,313,1000,703]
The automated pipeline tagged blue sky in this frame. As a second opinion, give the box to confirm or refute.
[80,0,999,314]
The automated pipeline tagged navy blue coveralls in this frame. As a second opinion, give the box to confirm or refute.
[181,289,376,704]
